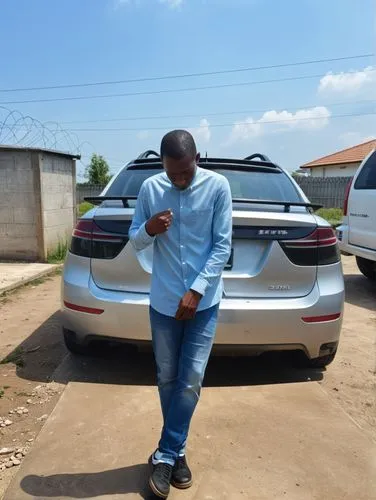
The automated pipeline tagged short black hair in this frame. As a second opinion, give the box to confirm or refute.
[160,130,197,160]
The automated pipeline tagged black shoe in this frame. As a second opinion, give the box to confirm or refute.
[148,455,173,498]
[171,455,193,489]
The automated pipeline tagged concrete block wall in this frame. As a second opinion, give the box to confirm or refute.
[0,148,76,261]
[0,151,39,260]
[40,154,76,256]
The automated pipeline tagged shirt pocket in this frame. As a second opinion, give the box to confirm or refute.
[190,208,213,225]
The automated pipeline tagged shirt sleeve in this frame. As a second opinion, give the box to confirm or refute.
[190,177,232,296]
[128,183,155,252]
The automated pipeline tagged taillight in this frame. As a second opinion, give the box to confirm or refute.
[70,219,129,259]
[280,227,340,266]
[343,179,353,216]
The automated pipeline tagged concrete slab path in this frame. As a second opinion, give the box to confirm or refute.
[4,381,375,500]
[0,263,58,294]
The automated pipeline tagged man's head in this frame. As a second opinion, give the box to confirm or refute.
[160,130,200,190]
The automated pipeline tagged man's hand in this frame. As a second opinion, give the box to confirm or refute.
[145,209,173,236]
[175,290,202,321]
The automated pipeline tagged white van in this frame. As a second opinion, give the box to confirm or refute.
[337,149,376,280]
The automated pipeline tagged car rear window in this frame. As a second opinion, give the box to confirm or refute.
[107,167,302,202]
[354,150,376,190]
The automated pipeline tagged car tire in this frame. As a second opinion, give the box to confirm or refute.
[294,351,337,369]
[356,257,376,281]
[63,328,91,356]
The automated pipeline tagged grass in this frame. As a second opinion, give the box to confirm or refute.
[315,208,343,228]
[47,240,68,264]
[78,201,94,217]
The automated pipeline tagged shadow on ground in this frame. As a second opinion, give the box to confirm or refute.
[7,266,375,388]
[2,309,324,386]
[344,274,376,311]
[21,464,160,499]
[10,271,376,388]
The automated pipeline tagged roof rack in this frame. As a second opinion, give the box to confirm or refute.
[244,153,271,162]
[130,152,279,169]
[137,150,160,160]
[198,157,278,169]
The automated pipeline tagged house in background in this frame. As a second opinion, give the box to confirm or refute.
[301,139,376,178]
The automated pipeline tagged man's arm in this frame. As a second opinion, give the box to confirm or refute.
[191,177,232,295]
[129,183,173,252]
[175,177,232,320]
[129,184,155,252]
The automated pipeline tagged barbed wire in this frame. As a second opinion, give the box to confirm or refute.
[0,105,82,154]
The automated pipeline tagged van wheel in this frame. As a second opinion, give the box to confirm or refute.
[63,328,91,355]
[356,257,376,281]
[294,351,337,369]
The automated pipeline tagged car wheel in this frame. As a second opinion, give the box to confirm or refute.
[63,328,91,355]
[294,350,337,369]
[356,257,376,281]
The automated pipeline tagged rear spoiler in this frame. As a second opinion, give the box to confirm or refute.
[85,196,137,207]
[85,196,322,212]
[232,199,323,212]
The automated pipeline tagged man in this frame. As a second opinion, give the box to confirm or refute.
[129,130,232,498]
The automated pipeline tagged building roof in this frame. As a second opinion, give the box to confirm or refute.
[301,139,376,169]
[0,144,81,159]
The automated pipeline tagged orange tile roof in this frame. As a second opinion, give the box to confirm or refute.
[301,139,376,168]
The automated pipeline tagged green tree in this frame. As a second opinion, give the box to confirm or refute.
[292,169,308,178]
[85,154,111,184]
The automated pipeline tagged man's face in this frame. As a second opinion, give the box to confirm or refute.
[163,153,200,190]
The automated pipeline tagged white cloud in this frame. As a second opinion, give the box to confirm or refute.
[318,66,376,94]
[190,118,211,143]
[260,107,331,130]
[137,130,150,140]
[228,106,330,144]
[228,118,262,143]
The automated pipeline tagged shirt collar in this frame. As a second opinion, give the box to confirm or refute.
[164,165,201,191]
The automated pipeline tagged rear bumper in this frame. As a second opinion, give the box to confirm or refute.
[337,225,376,261]
[62,254,344,359]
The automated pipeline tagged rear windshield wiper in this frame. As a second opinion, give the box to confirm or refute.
[85,196,322,212]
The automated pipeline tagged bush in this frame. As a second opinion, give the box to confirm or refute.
[78,202,94,217]
[47,240,68,264]
[315,208,343,227]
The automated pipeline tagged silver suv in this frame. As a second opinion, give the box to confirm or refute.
[62,152,344,368]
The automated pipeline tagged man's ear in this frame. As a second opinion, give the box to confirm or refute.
[195,153,201,163]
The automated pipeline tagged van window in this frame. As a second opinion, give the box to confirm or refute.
[354,150,376,190]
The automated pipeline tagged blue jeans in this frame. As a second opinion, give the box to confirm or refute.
[149,304,219,466]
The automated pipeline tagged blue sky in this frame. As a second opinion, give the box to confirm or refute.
[0,0,375,179]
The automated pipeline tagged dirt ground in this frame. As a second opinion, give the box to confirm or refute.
[0,257,375,498]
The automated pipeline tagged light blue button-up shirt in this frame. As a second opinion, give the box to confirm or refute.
[129,166,232,317]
